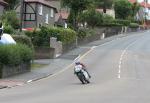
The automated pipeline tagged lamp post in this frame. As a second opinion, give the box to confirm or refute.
[20,0,24,32]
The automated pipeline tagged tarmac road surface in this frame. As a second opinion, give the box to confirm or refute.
[0,31,150,103]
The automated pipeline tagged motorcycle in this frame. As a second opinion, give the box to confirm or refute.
[74,65,90,84]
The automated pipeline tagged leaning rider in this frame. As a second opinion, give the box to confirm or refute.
[74,61,91,78]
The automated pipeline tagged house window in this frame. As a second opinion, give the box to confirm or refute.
[50,9,54,17]
[45,14,49,24]
[39,5,43,15]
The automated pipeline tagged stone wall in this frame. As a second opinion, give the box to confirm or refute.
[50,37,63,58]
[0,62,31,78]
[35,26,143,59]
[34,47,55,59]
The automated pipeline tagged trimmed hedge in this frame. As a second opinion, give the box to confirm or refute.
[0,44,33,66]
[129,23,139,28]
[114,19,131,26]
[25,26,77,47]
[12,35,33,49]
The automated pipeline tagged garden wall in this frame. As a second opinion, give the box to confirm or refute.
[0,62,30,78]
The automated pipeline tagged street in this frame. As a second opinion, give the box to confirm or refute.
[0,31,150,103]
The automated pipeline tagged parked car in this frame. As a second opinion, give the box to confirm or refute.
[0,33,16,45]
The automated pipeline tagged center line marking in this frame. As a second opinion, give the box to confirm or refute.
[118,38,141,79]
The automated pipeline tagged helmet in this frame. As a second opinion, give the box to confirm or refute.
[75,61,80,65]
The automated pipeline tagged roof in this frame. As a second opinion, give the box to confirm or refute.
[55,11,69,22]
[128,0,137,4]
[24,0,57,10]
[140,1,150,8]
[128,0,150,8]
[0,0,8,6]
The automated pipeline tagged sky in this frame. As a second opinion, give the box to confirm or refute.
[137,0,150,3]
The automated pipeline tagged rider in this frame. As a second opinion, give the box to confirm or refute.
[74,61,91,78]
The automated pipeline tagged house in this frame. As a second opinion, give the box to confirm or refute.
[129,0,150,27]
[0,0,8,15]
[15,0,58,29]
[55,11,69,28]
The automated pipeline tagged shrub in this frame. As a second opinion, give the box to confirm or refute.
[129,23,139,28]
[58,28,77,44]
[77,29,87,39]
[3,25,15,34]
[25,26,77,46]
[12,35,33,49]
[79,9,103,28]
[0,44,33,66]
[1,10,20,29]
[114,19,131,26]
[102,14,114,25]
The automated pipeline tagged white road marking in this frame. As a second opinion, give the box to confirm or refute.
[27,80,33,83]
[118,38,141,79]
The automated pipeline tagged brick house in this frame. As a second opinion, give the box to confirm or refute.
[0,0,8,15]
[15,0,58,29]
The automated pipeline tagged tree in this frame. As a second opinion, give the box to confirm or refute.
[4,0,19,9]
[79,9,103,28]
[114,0,133,19]
[1,10,20,29]
[94,0,114,13]
[131,2,140,17]
[61,0,93,29]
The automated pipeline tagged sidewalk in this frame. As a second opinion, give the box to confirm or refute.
[0,45,91,89]
[0,32,144,89]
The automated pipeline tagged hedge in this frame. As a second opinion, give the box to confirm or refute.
[25,26,77,47]
[114,19,131,26]
[0,44,33,66]
[12,35,33,49]
[129,23,139,28]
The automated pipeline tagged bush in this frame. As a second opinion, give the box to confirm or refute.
[0,44,33,66]
[25,26,77,46]
[79,9,103,28]
[129,23,139,28]
[102,22,123,27]
[3,25,15,34]
[102,14,114,25]
[58,28,76,44]
[114,19,131,26]
[12,35,33,49]
[1,10,20,29]
[77,29,87,39]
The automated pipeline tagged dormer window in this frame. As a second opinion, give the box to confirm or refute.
[39,5,43,15]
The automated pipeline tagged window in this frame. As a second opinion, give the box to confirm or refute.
[45,14,49,24]
[50,9,54,17]
[39,5,43,15]
[24,13,36,21]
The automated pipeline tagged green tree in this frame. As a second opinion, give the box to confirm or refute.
[79,9,103,28]
[114,0,132,19]
[61,0,93,29]
[1,10,20,29]
[131,2,140,17]
[94,0,114,13]
[4,0,19,9]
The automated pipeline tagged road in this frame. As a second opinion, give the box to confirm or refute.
[0,31,150,103]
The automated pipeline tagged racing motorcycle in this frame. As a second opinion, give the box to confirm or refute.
[74,65,90,84]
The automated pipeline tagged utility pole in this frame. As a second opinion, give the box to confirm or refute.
[20,0,24,32]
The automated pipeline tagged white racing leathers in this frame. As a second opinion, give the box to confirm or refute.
[74,65,90,80]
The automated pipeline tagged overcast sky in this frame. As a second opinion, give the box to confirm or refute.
[138,0,150,3]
